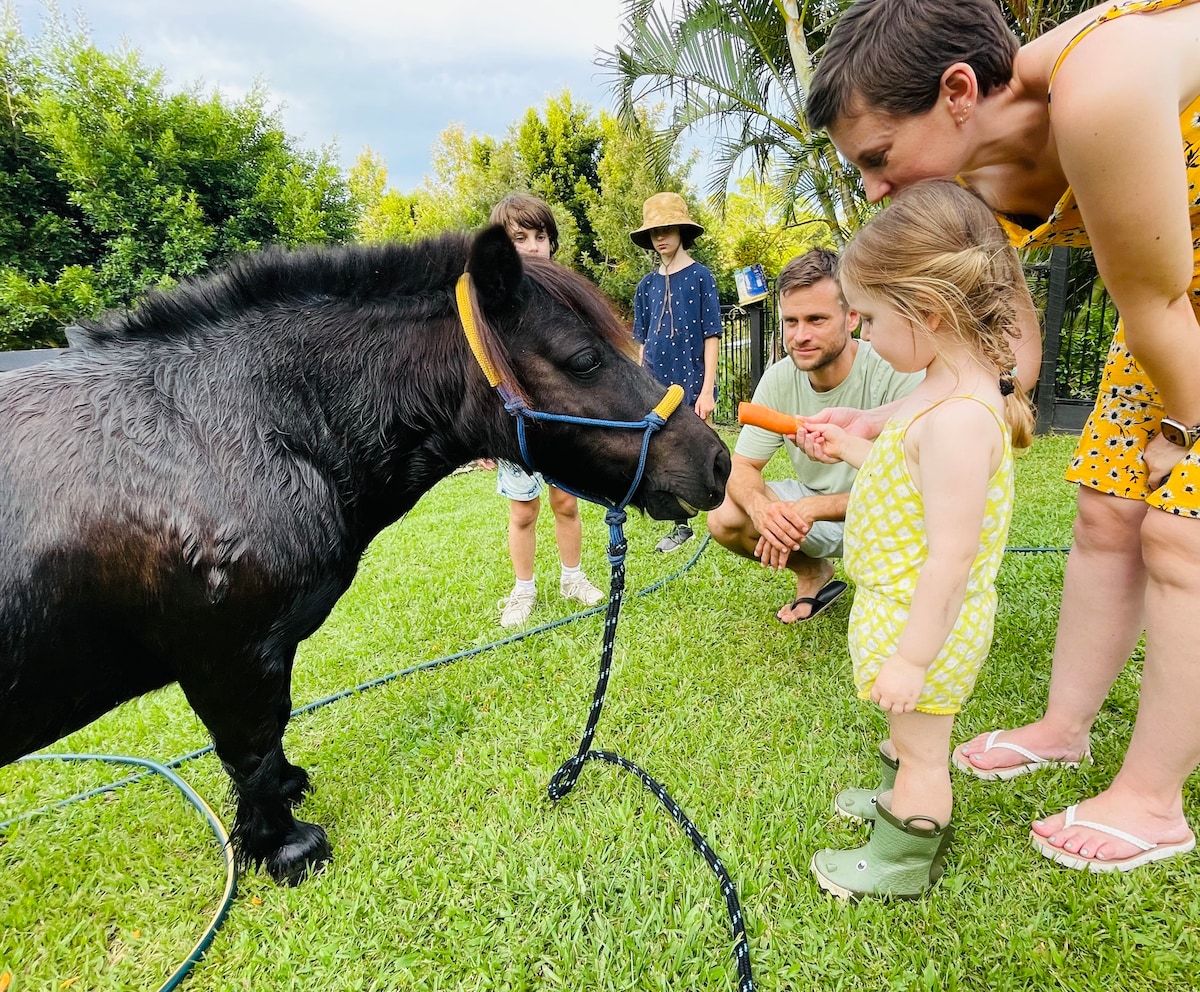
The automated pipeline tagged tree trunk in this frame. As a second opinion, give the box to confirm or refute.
[780,0,812,92]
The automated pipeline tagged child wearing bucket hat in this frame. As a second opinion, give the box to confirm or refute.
[631,191,722,553]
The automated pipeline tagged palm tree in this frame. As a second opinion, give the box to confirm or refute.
[599,0,868,244]
[999,0,1097,40]
[601,0,1102,242]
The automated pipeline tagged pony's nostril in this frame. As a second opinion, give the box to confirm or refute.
[712,449,732,490]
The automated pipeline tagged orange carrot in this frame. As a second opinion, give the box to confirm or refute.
[737,402,803,435]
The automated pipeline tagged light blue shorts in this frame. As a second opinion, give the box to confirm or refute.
[496,460,546,502]
[767,479,844,559]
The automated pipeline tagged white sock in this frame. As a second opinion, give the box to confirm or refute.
[560,563,582,581]
[513,577,536,594]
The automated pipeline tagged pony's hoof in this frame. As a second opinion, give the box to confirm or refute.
[266,821,331,886]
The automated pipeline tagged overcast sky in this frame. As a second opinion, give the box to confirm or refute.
[11,0,633,192]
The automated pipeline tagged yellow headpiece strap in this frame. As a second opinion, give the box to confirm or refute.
[652,383,685,421]
[456,273,502,389]
[458,271,684,426]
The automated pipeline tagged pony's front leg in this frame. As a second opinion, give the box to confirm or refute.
[228,743,330,886]
[179,655,331,885]
[276,694,313,808]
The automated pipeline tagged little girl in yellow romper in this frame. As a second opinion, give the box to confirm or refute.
[799,181,1036,899]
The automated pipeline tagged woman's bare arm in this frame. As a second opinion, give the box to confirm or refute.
[1050,10,1200,426]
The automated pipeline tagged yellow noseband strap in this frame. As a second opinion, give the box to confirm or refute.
[652,383,685,421]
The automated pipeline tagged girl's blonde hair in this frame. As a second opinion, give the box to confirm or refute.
[839,179,1035,448]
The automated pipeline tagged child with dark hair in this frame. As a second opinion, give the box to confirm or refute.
[486,193,604,626]
[630,192,722,553]
[489,192,560,258]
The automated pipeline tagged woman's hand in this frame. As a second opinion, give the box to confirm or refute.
[1143,431,1190,490]
[803,404,890,440]
[871,654,928,714]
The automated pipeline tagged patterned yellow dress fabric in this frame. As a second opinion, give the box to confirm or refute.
[994,0,1200,517]
[843,399,1015,715]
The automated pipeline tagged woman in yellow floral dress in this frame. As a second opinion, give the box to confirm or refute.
[808,0,1200,871]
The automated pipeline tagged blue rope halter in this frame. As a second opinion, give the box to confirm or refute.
[454,272,684,527]
[505,386,680,520]
[456,272,755,992]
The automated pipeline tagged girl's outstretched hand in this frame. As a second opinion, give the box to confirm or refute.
[796,421,847,464]
[870,654,927,714]
[803,404,888,440]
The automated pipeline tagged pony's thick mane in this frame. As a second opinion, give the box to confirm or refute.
[71,233,475,346]
[521,256,631,356]
[67,232,633,384]
[459,255,633,407]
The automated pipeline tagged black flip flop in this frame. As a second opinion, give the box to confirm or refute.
[779,579,848,624]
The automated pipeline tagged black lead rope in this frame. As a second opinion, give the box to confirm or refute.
[547,507,755,992]
[455,271,752,988]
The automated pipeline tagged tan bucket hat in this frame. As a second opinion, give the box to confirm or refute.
[629,192,704,250]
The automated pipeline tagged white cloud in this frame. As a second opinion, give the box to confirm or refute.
[12,0,631,190]
[279,0,624,62]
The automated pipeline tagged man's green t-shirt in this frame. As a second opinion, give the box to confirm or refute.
[734,341,921,496]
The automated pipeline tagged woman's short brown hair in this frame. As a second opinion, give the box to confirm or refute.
[808,0,1019,131]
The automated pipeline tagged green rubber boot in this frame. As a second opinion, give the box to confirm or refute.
[811,794,954,901]
[834,739,899,823]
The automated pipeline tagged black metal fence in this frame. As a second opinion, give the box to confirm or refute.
[1027,247,1116,433]
[714,246,1117,434]
[713,295,778,425]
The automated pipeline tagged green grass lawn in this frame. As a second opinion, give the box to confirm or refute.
[2,431,1198,992]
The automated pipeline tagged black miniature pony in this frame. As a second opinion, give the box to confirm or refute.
[0,226,731,884]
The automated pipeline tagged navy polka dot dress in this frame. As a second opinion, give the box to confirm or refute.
[632,261,722,405]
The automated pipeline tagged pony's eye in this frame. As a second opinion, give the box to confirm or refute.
[566,349,602,378]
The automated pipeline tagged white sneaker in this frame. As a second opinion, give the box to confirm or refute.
[498,586,537,627]
[560,572,605,606]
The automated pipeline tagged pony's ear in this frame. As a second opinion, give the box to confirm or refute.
[467,225,524,311]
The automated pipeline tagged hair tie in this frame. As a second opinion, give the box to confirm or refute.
[999,376,1015,396]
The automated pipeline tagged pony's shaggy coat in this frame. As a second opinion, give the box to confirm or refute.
[0,226,730,884]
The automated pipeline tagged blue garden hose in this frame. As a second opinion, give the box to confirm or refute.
[2,536,1068,990]
[11,753,236,992]
[1,535,714,991]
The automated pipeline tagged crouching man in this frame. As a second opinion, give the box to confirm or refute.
[707,248,920,623]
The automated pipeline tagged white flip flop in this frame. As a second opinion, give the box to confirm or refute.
[1031,804,1196,872]
[952,729,1089,781]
